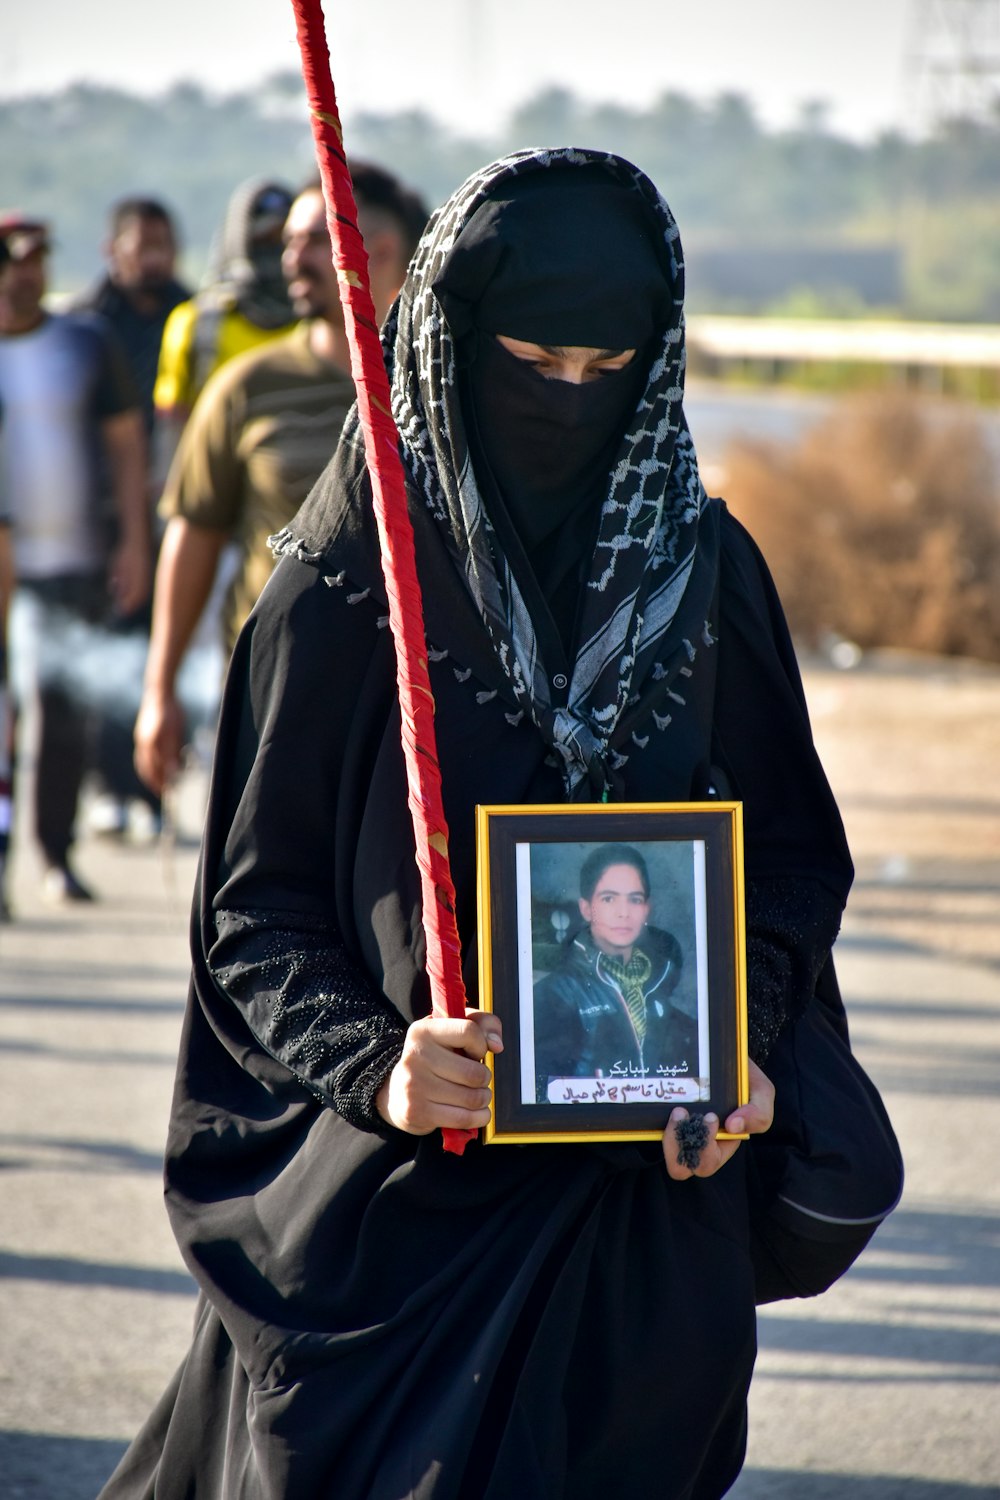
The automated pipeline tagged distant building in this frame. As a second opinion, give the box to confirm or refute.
[686,313,1000,398]
[686,243,903,311]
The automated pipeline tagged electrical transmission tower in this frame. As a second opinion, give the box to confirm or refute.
[905,0,1000,130]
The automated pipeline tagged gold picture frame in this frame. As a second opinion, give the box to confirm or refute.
[476,802,748,1145]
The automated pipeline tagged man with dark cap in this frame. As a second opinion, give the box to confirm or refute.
[100,150,857,1500]
[76,197,190,441]
[0,214,149,901]
[71,197,191,841]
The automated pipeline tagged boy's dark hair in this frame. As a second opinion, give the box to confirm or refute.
[579,844,651,902]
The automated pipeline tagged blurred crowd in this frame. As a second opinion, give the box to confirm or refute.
[0,161,429,917]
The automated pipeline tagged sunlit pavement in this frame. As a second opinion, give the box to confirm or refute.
[0,769,206,1498]
[1,653,999,1498]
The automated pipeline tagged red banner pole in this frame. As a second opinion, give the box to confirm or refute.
[290,0,474,1154]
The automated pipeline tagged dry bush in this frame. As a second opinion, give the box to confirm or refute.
[722,392,1000,662]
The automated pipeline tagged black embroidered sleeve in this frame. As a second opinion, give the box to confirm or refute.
[208,907,408,1136]
[745,876,844,1065]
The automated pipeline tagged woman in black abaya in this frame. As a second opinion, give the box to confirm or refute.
[100,149,852,1500]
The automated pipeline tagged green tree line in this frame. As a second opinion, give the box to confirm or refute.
[2,76,998,320]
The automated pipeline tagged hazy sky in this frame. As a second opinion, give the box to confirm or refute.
[5,0,923,139]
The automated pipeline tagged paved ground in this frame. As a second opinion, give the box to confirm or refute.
[1,650,998,1498]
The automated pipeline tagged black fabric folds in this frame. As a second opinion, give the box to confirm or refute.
[98,499,852,1500]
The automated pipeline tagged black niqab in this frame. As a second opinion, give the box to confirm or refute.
[465,335,649,655]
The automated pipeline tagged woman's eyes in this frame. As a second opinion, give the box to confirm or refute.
[527,361,623,380]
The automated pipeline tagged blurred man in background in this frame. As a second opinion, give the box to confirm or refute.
[134,162,428,798]
[0,215,149,902]
[73,196,190,839]
[76,196,190,441]
[0,502,12,920]
[0,240,12,916]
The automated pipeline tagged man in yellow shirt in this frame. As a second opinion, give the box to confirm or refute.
[152,179,296,477]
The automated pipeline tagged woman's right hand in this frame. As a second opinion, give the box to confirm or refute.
[375,1010,504,1135]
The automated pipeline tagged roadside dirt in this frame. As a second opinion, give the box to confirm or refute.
[801,648,1000,970]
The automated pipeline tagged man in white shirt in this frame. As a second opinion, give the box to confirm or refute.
[0,215,149,901]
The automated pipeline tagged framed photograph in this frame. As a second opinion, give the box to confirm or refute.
[476,802,748,1145]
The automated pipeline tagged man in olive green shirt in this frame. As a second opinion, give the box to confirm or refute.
[134,165,427,795]
[157,319,355,655]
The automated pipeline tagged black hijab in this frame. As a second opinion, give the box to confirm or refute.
[286,147,714,799]
[435,168,670,651]
[432,165,671,348]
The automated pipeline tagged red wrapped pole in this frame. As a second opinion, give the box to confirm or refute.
[290,0,475,1154]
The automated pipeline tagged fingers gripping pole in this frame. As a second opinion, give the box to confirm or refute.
[290,0,475,1154]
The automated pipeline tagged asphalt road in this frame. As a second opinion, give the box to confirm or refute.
[1,652,998,1499]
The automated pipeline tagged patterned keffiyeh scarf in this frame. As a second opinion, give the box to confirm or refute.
[600,948,655,1041]
[346,147,710,797]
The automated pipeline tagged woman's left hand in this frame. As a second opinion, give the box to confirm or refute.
[661,1059,774,1181]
